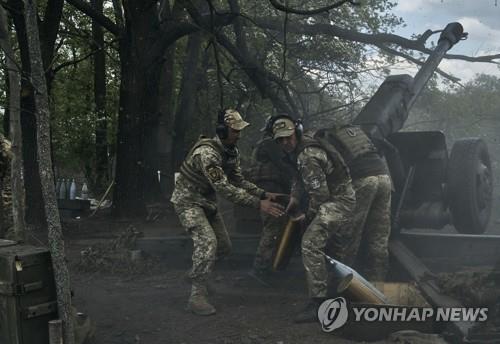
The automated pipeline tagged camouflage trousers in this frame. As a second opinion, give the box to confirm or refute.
[252,212,288,274]
[302,186,355,298]
[174,204,232,283]
[345,174,392,281]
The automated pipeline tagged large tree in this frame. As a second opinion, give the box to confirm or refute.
[35,0,500,217]
[23,0,75,342]
[5,0,64,228]
[0,3,26,240]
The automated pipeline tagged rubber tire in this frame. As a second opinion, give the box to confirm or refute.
[447,138,493,234]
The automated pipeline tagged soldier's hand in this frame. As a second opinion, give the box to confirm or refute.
[260,199,285,218]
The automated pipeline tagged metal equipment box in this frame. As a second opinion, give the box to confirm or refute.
[0,240,58,344]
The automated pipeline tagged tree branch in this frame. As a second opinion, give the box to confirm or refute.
[65,0,121,36]
[228,0,248,54]
[182,0,301,116]
[308,97,369,118]
[376,44,462,84]
[252,17,500,64]
[148,5,236,65]
[269,0,360,15]
[52,39,118,75]
[216,32,300,116]
[40,0,64,62]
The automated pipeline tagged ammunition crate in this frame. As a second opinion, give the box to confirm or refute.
[0,240,58,344]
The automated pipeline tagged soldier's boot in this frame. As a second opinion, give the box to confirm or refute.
[184,272,217,295]
[294,298,324,323]
[186,283,216,316]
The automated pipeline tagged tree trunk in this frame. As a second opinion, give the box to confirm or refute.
[23,1,75,343]
[39,0,64,91]
[172,32,203,170]
[155,45,177,198]
[0,6,27,241]
[155,1,183,198]
[92,0,109,194]
[112,0,163,217]
[7,0,46,229]
[67,0,234,216]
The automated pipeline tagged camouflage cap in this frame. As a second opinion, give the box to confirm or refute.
[272,117,296,139]
[224,109,250,131]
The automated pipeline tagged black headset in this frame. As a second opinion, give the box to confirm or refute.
[216,109,229,139]
[264,114,304,138]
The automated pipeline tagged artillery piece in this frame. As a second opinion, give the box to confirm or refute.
[354,22,493,234]
[236,23,492,236]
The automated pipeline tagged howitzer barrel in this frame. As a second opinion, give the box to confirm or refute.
[408,22,464,110]
[353,22,465,140]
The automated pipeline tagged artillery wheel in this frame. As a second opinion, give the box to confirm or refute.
[447,138,492,234]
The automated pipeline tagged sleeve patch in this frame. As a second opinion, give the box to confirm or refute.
[309,177,321,189]
[207,166,224,182]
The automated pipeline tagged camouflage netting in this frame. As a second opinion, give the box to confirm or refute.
[75,225,157,274]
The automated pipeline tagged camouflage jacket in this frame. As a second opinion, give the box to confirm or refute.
[247,137,296,193]
[291,144,353,220]
[171,136,264,211]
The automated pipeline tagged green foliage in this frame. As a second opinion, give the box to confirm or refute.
[409,74,500,139]
[234,1,401,118]
[51,57,94,171]
[14,0,430,178]
[50,2,120,178]
[153,0,407,165]
[409,74,500,190]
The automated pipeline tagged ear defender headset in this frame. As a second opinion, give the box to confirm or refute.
[216,109,229,139]
[265,114,304,139]
[295,118,304,138]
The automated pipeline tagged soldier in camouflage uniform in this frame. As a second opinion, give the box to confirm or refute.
[271,116,356,323]
[247,135,296,283]
[348,173,391,281]
[318,125,392,281]
[171,109,284,316]
[0,134,12,239]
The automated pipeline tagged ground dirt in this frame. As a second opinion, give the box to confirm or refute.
[26,210,452,344]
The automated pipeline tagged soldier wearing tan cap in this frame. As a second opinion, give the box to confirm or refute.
[271,115,356,323]
[171,109,285,316]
